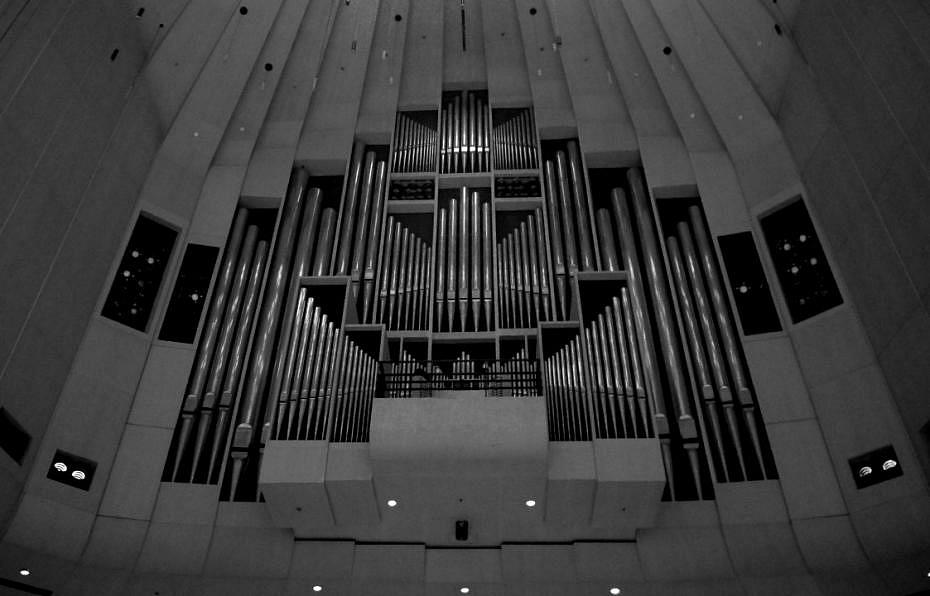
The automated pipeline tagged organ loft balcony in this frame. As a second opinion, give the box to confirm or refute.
[259,369,667,545]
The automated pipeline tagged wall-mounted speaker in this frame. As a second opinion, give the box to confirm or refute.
[46,450,97,491]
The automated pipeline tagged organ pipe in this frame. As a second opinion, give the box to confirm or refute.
[230,167,308,498]
[207,239,268,483]
[172,209,248,481]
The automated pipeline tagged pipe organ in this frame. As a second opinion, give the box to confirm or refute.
[162,89,776,503]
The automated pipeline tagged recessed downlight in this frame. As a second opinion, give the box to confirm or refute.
[19,568,30,576]
[525,499,536,507]
[312,586,322,592]
[460,588,470,594]
[609,588,621,595]
[387,499,398,508]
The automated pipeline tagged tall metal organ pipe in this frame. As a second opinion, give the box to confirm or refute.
[171,208,248,481]
[230,167,309,499]
[207,239,268,484]
[190,224,259,480]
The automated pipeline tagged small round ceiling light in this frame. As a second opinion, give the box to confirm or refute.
[525,499,536,508]
[312,586,323,592]
[72,470,86,480]
[609,588,621,595]
[387,499,398,508]
[460,588,470,594]
[19,568,30,577]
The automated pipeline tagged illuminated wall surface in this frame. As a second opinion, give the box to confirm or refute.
[0,1,929,594]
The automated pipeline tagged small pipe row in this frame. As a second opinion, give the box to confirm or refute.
[441,91,490,174]
[497,209,553,328]
[371,217,432,330]
[492,109,538,171]
[393,112,437,173]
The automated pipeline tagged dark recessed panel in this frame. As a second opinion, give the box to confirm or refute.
[0,408,30,464]
[849,445,902,489]
[717,232,782,335]
[101,214,177,332]
[760,200,842,323]
[390,179,434,201]
[46,450,97,491]
[494,176,541,198]
[159,244,220,343]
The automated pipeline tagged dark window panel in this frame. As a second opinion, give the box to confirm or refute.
[760,200,842,323]
[717,232,782,335]
[0,408,30,464]
[101,215,177,331]
[159,244,220,343]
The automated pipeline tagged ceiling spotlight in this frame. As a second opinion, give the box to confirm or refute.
[609,588,621,595]
[312,586,322,592]
[72,470,86,480]
[387,499,397,508]
[460,588,470,594]
[53,462,67,472]
[19,568,30,576]
[525,500,536,507]
[882,459,897,471]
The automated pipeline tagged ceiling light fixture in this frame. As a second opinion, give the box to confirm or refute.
[19,568,30,576]
[609,588,621,595]
[460,588,470,594]
[387,499,397,507]
[312,586,322,592]
[525,499,536,507]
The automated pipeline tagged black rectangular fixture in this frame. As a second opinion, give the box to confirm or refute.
[849,445,902,489]
[0,408,30,464]
[102,214,178,331]
[455,519,469,541]
[760,199,842,323]
[159,243,220,343]
[47,450,97,491]
[717,232,782,335]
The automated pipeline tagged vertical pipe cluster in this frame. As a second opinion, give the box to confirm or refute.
[596,169,711,501]
[542,141,597,319]
[487,347,538,396]
[371,216,431,330]
[434,188,493,331]
[331,148,388,323]
[665,206,773,482]
[392,112,438,173]
[385,347,429,397]
[497,208,554,328]
[324,333,378,443]
[167,168,342,496]
[542,337,593,441]
[168,208,270,484]
[579,299,654,440]
[440,91,490,173]
[492,109,538,171]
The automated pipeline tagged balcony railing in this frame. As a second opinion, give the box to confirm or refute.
[379,358,541,398]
